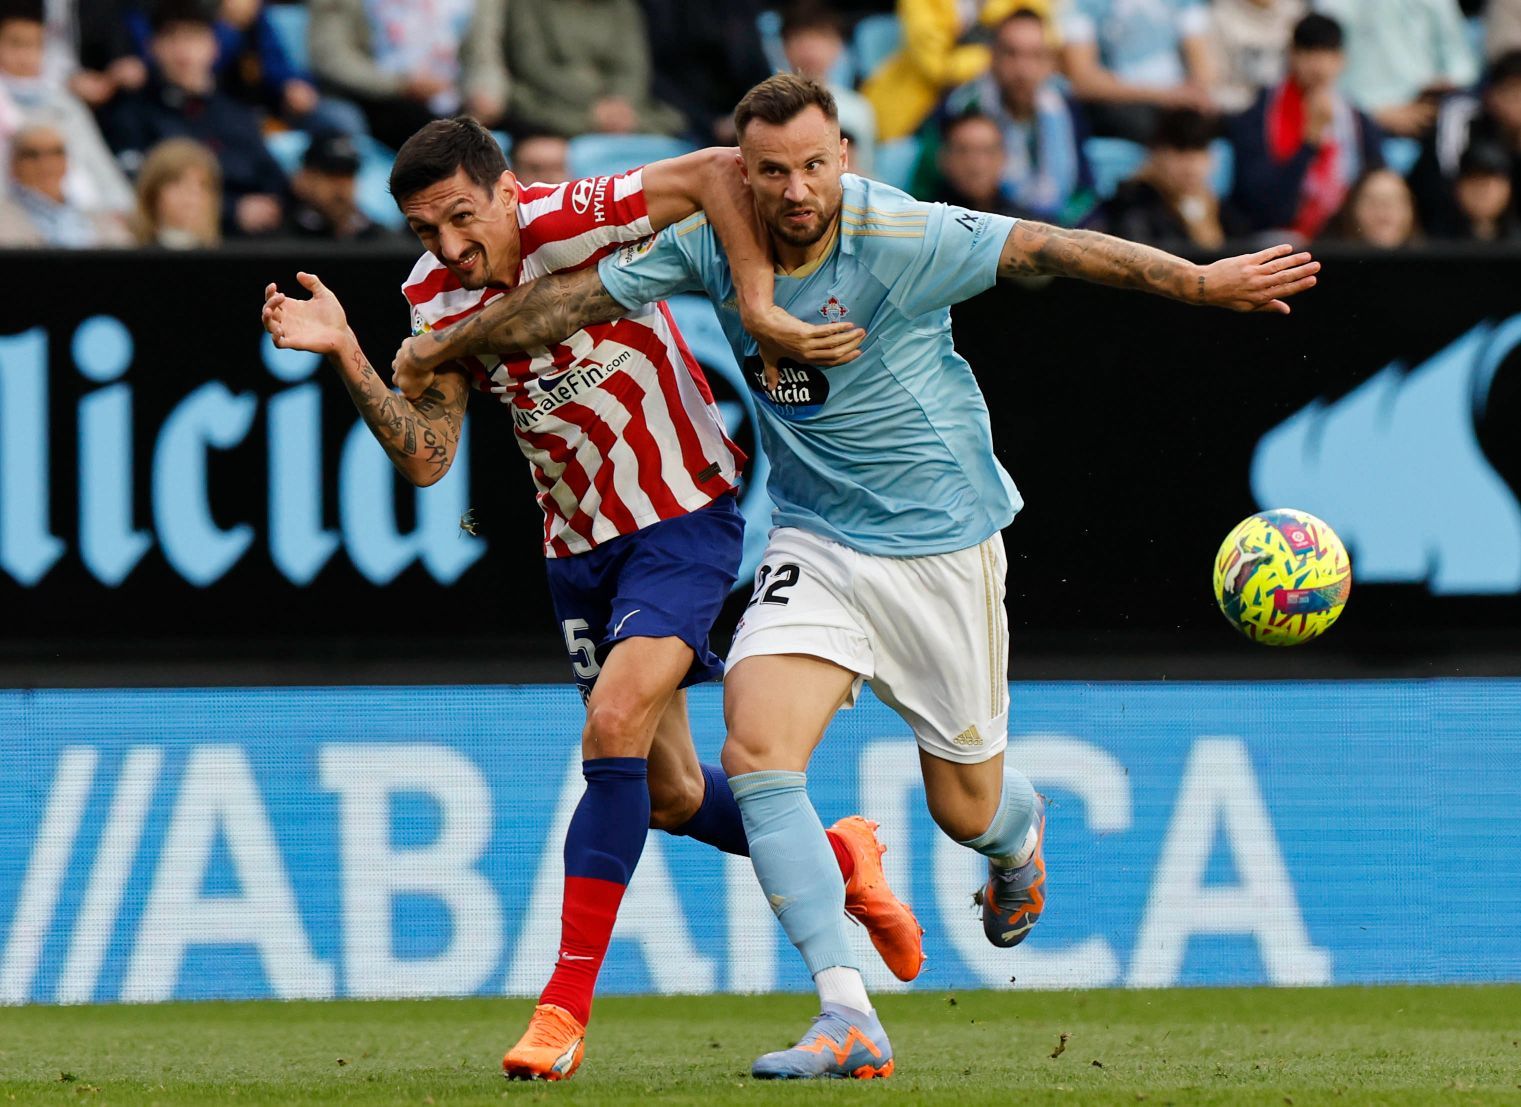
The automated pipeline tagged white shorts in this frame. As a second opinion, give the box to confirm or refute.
[726,527,1010,764]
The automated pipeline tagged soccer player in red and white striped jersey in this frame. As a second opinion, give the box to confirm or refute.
[260,118,919,1080]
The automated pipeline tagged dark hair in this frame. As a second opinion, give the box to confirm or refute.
[996,6,1048,34]
[1150,108,1216,151]
[1292,13,1343,52]
[733,73,838,138]
[1490,49,1521,88]
[0,0,45,28]
[780,1,844,39]
[389,116,509,204]
[941,109,1004,146]
[149,0,214,34]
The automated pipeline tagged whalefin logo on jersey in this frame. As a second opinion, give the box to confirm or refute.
[819,295,849,323]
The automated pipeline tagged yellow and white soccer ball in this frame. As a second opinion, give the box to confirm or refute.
[1212,509,1351,646]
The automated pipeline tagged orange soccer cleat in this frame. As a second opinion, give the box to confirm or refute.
[829,815,926,982]
[502,1003,586,1081]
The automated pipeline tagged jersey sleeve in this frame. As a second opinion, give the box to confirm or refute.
[597,215,711,309]
[862,200,1016,318]
[519,169,655,252]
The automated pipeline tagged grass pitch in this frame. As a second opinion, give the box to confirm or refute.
[2,986,1518,1105]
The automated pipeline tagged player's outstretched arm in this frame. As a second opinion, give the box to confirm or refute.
[393,266,626,393]
[998,221,1320,314]
[262,272,468,486]
[640,148,863,369]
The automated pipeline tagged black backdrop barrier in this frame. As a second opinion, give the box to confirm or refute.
[2,244,1520,679]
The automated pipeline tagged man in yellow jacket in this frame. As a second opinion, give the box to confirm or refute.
[863,0,1052,141]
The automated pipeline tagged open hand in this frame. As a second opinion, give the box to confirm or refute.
[262,272,352,356]
[1196,244,1320,315]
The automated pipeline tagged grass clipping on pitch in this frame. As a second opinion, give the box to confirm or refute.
[2,985,1519,1105]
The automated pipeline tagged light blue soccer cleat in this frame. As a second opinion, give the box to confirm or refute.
[751,1003,894,1080]
[977,793,1047,947]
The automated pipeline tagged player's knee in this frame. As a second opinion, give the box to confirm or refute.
[721,724,785,776]
[647,768,704,830]
[582,698,652,759]
[925,791,997,843]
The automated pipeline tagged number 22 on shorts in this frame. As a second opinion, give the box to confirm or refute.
[747,562,800,607]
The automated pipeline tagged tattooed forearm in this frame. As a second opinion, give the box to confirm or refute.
[333,345,462,485]
[418,267,628,364]
[999,221,1202,303]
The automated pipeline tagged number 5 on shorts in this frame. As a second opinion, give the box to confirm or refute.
[562,618,601,679]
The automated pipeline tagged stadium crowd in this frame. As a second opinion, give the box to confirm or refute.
[1,0,1519,250]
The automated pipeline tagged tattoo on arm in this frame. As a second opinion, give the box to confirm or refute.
[999,221,1202,304]
[334,347,463,483]
[421,267,628,362]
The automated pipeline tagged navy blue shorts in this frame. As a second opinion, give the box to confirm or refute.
[545,494,744,696]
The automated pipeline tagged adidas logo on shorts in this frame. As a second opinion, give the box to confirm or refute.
[952,725,984,748]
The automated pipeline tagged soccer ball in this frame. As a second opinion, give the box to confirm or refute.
[1212,509,1351,645]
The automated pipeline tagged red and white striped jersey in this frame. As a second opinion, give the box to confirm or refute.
[401,169,746,558]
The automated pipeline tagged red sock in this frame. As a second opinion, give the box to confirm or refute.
[538,875,627,1025]
[825,829,855,882]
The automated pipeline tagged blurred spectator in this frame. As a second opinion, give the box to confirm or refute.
[509,129,569,185]
[0,0,132,212]
[781,2,876,175]
[1314,0,1478,138]
[1208,0,1306,114]
[1060,0,1216,141]
[1446,140,1521,239]
[1321,166,1421,246]
[1409,50,1521,232]
[57,0,147,109]
[129,135,219,246]
[863,0,1049,142]
[942,9,1094,222]
[281,130,388,240]
[309,0,506,150]
[0,120,132,244]
[502,0,682,138]
[1089,107,1246,249]
[1491,0,1521,60]
[1228,13,1383,238]
[932,110,1018,213]
[640,0,770,143]
[211,0,365,135]
[103,0,287,236]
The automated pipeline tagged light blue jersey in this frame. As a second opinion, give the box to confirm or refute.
[598,174,1022,557]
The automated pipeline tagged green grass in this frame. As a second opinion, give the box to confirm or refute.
[2,986,1519,1105]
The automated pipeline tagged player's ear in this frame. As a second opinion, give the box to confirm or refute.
[735,149,750,185]
[497,168,517,211]
[839,136,850,172]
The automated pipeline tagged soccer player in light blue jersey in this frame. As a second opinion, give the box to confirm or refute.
[392,75,1320,1080]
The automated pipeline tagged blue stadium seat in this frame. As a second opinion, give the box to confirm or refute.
[567,133,696,179]
[757,9,789,74]
[265,4,310,75]
[264,129,309,177]
[353,135,403,228]
[1084,136,1146,200]
[1210,138,1234,198]
[873,135,920,192]
[1382,137,1421,177]
[852,14,901,80]
[492,131,513,164]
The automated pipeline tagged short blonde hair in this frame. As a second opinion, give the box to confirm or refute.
[131,138,223,247]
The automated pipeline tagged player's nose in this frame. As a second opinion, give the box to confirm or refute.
[784,172,810,202]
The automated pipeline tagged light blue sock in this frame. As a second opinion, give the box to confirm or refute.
[959,771,1038,867]
[731,769,857,977]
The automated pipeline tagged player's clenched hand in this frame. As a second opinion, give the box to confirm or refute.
[391,335,440,400]
[747,303,864,388]
[1196,244,1320,315]
[262,272,352,356]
